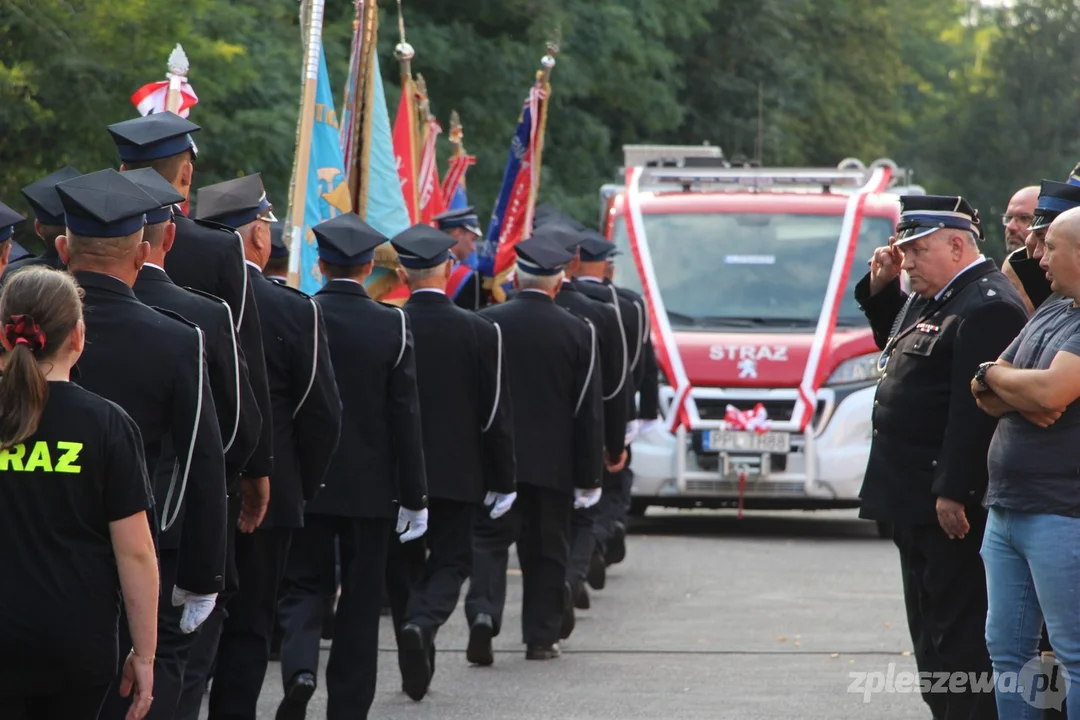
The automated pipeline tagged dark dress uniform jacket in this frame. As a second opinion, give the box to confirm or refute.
[249,268,341,529]
[556,282,627,460]
[311,279,428,518]
[1007,247,1055,310]
[613,282,660,420]
[451,269,489,312]
[403,290,514,503]
[576,278,646,422]
[481,291,603,494]
[73,271,227,594]
[854,260,1029,524]
[166,213,274,480]
[2,246,65,279]
[133,264,261,486]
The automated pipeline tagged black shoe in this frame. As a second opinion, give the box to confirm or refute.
[526,643,560,660]
[466,613,495,666]
[560,582,575,640]
[587,547,606,590]
[574,585,590,610]
[275,671,316,720]
[607,522,627,565]
[400,623,431,701]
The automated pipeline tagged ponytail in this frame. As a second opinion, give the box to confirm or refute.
[0,268,83,450]
[0,338,48,450]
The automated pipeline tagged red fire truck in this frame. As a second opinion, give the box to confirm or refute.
[602,145,923,530]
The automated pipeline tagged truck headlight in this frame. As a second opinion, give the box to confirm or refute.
[825,352,882,386]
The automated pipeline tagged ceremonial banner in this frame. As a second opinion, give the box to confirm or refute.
[392,82,420,224]
[478,79,548,298]
[365,55,412,238]
[418,116,446,225]
[132,44,198,117]
[293,46,352,295]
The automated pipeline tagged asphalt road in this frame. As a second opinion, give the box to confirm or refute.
[219,509,931,720]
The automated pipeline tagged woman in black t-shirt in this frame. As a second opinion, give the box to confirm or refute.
[0,267,159,720]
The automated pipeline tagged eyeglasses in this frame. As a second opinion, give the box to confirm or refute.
[1002,213,1034,226]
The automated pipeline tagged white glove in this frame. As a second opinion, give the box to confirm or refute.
[172,587,217,634]
[638,419,660,435]
[397,506,429,543]
[484,491,517,519]
[574,487,602,510]
[624,419,641,445]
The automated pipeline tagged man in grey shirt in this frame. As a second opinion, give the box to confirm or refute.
[972,206,1080,718]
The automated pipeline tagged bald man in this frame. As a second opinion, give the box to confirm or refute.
[974,206,1080,718]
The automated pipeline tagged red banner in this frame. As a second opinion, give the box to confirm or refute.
[392,86,419,224]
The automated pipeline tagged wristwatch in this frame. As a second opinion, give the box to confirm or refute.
[974,361,995,391]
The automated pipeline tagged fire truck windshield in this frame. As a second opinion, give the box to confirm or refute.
[610,212,895,330]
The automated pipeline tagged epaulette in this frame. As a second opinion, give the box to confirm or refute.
[148,305,200,334]
[270,281,313,301]
[181,286,233,320]
[192,217,243,237]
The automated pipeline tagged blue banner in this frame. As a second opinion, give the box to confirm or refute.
[296,45,351,295]
[479,102,533,279]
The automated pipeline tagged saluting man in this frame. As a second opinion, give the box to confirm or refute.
[194,175,342,720]
[855,195,1029,720]
[434,206,487,311]
[388,224,516,700]
[52,168,228,720]
[1003,180,1080,312]
[466,234,603,663]
[4,166,80,279]
[276,213,428,720]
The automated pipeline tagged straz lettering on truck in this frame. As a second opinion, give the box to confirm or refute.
[708,345,789,379]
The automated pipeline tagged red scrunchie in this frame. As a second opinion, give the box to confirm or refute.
[4,315,46,353]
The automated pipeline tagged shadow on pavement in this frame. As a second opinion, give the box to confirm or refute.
[628,508,887,541]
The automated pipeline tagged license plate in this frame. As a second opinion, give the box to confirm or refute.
[702,430,791,454]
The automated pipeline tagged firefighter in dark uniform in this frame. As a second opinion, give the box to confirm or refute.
[434,206,487,311]
[124,168,261,484]
[265,222,289,285]
[539,223,628,616]
[466,234,603,663]
[94,168,258,720]
[194,175,342,720]
[0,203,23,278]
[854,195,1029,720]
[107,116,275,720]
[1003,180,1080,311]
[571,232,636,570]
[52,169,228,719]
[3,166,79,278]
[387,224,516,700]
[606,246,661,528]
[276,212,428,720]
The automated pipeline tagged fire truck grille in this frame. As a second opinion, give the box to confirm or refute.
[695,399,797,422]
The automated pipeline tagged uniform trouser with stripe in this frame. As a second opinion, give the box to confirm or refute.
[174,496,241,720]
[278,514,395,720]
[206,526,292,720]
[566,505,598,597]
[465,484,572,647]
[594,468,626,547]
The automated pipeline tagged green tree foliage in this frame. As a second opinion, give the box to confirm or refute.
[0,0,1076,259]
